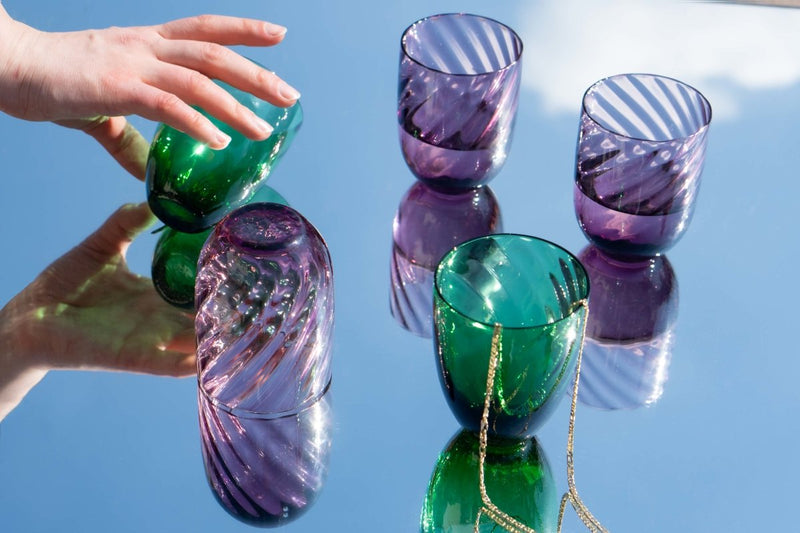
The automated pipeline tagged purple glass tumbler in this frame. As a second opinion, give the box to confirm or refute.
[195,203,334,417]
[574,73,711,259]
[398,13,522,190]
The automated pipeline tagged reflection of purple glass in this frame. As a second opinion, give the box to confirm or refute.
[390,182,502,337]
[398,13,522,190]
[195,203,334,417]
[199,391,332,526]
[574,74,711,259]
[577,246,678,409]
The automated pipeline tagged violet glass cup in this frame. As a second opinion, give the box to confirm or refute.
[577,245,678,410]
[398,13,522,190]
[574,73,712,259]
[390,182,502,337]
[195,203,334,417]
[199,391,332,527]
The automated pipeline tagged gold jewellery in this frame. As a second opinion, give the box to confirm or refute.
[475,300,608,533]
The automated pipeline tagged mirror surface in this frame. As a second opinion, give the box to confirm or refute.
[0,1,797,531]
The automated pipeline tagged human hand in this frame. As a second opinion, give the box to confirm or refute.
[0,8,300,179]
[0,203,196,420]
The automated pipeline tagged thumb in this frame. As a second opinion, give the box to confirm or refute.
[81,202,156,261]
[55,116,150,180]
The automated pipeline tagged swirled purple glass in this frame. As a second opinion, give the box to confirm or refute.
[199,390,332,526]
[577,245,678,410]
[390,182,502,337]
[398,13,522,190]
[575,74,711,258]
[195,203,334,417]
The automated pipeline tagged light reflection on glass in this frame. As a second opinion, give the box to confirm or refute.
[420,429,558,532]
[198,390,333,527]
[577,245,679,410]
[389,182,502,337]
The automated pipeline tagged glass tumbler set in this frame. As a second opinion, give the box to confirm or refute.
[396,13,711,440]
[142,11,712,528]
[402,13,710,532]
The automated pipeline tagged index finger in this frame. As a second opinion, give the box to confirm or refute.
[156,14,287,46]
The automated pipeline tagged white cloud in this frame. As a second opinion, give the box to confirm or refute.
[518,0,800,119]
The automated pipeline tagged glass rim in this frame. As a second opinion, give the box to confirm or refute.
[400,12,523,77]
[434,233,590,331]
[212,79,304,131]
[581,73,712,143]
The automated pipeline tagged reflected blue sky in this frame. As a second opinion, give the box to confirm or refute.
[1,1,799,531]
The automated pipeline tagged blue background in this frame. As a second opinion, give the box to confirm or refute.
[1,1,798,531]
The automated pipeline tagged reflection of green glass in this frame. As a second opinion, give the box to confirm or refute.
[421,430,557,533]
[145,80,302,233]
[434,234,589,439]
[151,187,289,309]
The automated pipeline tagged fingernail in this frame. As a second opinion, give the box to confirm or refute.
[213,131,231,149]
[278,81,301,101]
[265,23,287,38]
[253,116,274,137]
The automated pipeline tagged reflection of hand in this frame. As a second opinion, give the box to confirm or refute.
[0,7,300,179]
[0,203,196,420]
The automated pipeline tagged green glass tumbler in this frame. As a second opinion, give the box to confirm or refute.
[434,234,590,439]
[420,430,557,532]
[146,80,302,233]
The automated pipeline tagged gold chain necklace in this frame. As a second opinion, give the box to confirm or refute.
[475,300,608,532]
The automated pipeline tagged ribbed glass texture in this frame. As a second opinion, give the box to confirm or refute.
[146,80,302,233]
[420,430,557,532]
[434,234,589,438]
[195,203,333,417]
[199,390,332,527]
[577,245,678,410]
[398,13,522,189]
[390,182,502,337]
[151,186,288,309]
[574,73,711,258]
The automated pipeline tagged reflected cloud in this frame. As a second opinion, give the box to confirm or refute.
[518,0,800,118]
[389,182,502,337]
[420,430,558,532]
[577,246,679,410]
[198,391,333,527]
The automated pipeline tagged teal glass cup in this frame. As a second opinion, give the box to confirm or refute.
[434,234,590,439]
[146,79,302,233]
